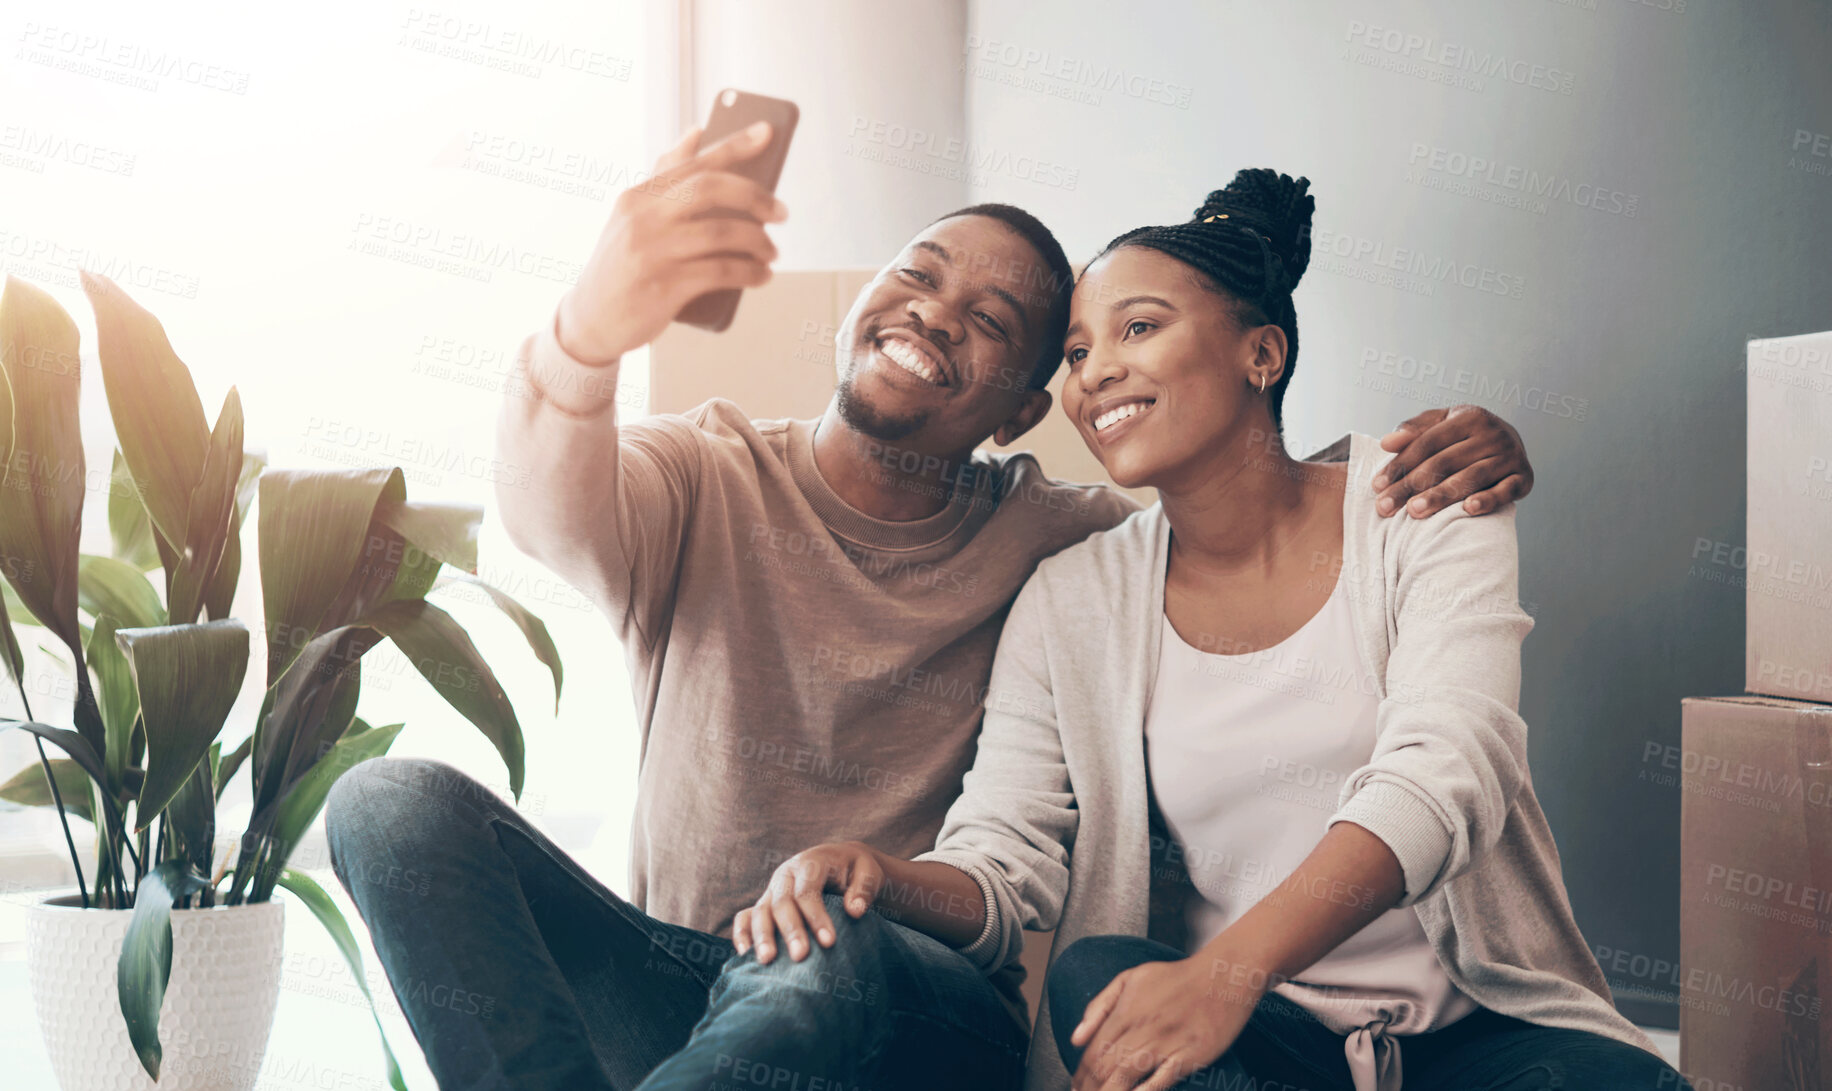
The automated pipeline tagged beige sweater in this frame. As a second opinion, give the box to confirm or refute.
[495,315,1137,940]
[917,432,1660,1091]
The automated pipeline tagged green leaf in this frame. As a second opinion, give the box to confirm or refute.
[373,499,481,574]
[78,555,166,629]
[275,868,408,1091]
[117,860,211,1080]
[115,619,250,829]
[107,450,163,572]
[202,448,263,622]
[432,573,563,714]
[0,575,25,703]
[167,389,244,626]
[86,615,139,794]
[215,734,252,803]
[0,758,94,824]
[253,624,379,821]
[251,719,403,902]
[0,719,119,833]
[162,747,215,875]
[258,468,405,687]
[363,598,524,798]
[0,276,91,744]
[81,271,210,553]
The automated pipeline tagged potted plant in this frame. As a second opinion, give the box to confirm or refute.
[0,271,563,1090]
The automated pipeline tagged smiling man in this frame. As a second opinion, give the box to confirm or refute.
[324,123,1536,1091]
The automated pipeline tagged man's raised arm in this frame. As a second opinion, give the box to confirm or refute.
[493,123,787,637]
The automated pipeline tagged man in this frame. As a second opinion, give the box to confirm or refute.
[326,122,1534,1090]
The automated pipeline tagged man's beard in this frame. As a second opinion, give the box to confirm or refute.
[834,363,932,443]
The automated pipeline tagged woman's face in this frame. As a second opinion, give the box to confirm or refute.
[1060,245,1282,490]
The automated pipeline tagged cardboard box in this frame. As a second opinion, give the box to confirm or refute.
[1679,695,1832,1091]
[1746,331,1832,702]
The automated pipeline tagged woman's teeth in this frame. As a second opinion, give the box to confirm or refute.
[879,337,943,385]
[1094,401,1152,432]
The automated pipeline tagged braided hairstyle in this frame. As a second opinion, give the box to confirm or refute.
[1094,169,1315,430]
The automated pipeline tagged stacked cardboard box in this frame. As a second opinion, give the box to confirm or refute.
[1681,330,1832,1091]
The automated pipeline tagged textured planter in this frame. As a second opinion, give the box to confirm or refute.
[27,895,286,1091]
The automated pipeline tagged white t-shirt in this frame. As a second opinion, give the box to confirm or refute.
[1144,575,1478,1038]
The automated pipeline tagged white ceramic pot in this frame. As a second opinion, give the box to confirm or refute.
[27,895,286,1091]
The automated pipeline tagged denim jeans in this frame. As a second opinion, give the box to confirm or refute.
[323,757,1028,1091]
[1045,935,1693,1091]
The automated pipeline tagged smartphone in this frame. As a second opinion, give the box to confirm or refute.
[674,89,799,332]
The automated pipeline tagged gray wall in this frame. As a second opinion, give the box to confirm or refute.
[957,0,1832,1026]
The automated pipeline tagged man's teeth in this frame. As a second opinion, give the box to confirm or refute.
[1094,402,1152,431]
[879,338,943,385]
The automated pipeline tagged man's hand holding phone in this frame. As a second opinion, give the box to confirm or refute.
[555,122,788,366]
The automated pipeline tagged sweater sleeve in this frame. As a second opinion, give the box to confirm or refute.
[912,571,1079,972]
[1328,503,1535,906]
[496,311,703,649]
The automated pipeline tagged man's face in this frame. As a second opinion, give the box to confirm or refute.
[831,215,1058,454]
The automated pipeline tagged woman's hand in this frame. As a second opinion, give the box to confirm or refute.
[731,841,886,964]
[1068,955,1263,1091]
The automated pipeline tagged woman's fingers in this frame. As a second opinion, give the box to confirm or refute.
[792,868,838,949]
[841,851,884,918]
[769,891,815,961]
[731,908,751,955]
[1072,977,1123,1046]
[749,897,781,964]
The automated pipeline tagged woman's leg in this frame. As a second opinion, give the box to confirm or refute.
[325,757,728,1091]
[1045,934,1355,1091]
[1404,1008,1693,1091]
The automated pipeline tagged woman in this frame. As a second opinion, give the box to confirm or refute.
[731,171,1690,1091]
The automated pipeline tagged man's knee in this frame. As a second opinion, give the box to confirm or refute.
[723,893,891,996]
[324,757,483,874]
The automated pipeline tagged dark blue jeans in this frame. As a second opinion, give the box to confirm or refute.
[1046,935,1693,1091]
[324,757,1028,1091]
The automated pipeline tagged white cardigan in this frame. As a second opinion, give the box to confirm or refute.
[915,432,1658,1091]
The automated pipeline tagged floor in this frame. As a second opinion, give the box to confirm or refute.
[1,874,1684,1089]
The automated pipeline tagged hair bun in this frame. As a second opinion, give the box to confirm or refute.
[1192,169,1316,288]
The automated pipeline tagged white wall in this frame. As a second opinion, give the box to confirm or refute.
[688,0,970,268]
[961,0,1832,1028]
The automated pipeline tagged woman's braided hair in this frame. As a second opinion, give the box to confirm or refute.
[1096,169,1315,429]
